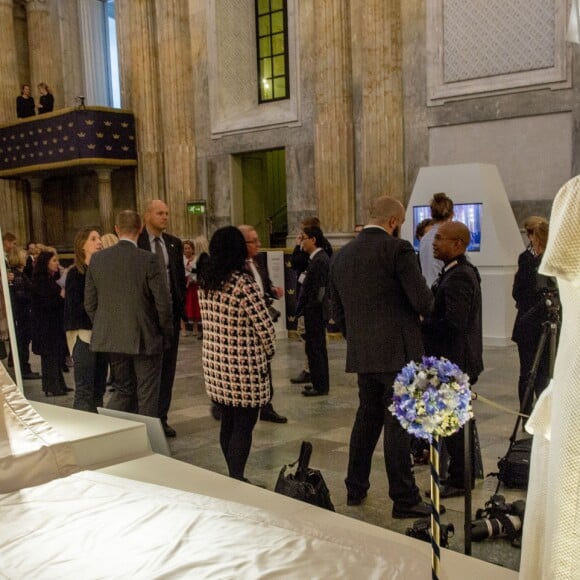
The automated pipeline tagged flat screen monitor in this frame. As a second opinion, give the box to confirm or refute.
[412,203,482,252]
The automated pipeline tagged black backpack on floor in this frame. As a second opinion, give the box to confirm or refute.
[496,438,532,488]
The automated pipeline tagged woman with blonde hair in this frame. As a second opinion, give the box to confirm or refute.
[37,82,54,114]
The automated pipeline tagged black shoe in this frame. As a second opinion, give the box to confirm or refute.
[392,501,446,519]
[302,386,328,397]
[162,422,177,438]
[260,408,288,423]
[290,370,311,384]
[346,491,367,506]
[425,484,467,499]
[22,372,41,380]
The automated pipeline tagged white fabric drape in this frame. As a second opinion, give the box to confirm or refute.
[78,0,110,107]
[567,0,580,44]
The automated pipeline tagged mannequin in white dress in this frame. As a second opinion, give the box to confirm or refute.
[520,176,580,580]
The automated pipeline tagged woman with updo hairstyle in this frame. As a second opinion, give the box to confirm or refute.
[31,250,69,396]
[419,192,455,287]
[37,82,54,114]
[64,227,108,412]
[512,219,557,417]
[199,226,275,483]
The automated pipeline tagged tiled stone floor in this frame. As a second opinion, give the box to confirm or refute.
[23,335,527,572]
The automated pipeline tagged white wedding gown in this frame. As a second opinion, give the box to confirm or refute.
[519,177,580,580]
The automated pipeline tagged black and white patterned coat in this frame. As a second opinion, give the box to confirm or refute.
[199,271,276,407]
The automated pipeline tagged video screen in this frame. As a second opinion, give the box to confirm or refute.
[412,203,482,252]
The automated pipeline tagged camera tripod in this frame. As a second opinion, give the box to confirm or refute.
[494,295,560,497]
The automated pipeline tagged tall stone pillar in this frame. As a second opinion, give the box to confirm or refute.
[0,0,29,242]
[95,168,115,234]
[28,178,45,243]
[313,0,355,238]
[351,0,404,209]
[154,0,197,238]
[23,0,64,110]
[115,0,165,213]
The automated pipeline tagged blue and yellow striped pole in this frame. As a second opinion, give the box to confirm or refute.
[430,435,441,580]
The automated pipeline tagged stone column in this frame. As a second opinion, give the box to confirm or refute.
[313,0,355,238]
[28,178,45,242]
[115,0,165,212]
[95,168,115,234]
[58,0,84,108]
[154,0,197,238]
[351,0,404,210]
[23,0,64,110]
[0,0,29,242]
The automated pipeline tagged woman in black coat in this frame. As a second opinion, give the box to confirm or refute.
[31,250,69,396]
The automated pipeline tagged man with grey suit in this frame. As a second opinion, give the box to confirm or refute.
[85,210,173,417]
[330,196,438,519]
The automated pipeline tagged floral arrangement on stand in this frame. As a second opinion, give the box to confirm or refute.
[390,356,473,580]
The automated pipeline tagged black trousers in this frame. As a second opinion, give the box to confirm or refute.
[346,372,420,506]
[107,352,163,417]
[516,339,550,417]
[219,404,260,479]
[303,306,329,393]
[158,318,181,422]
[40,353,67,394]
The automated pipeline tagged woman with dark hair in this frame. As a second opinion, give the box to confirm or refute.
[199,226,275,482]
[64,228,107,412]
[419,192,455,287]
[31,251,69,396]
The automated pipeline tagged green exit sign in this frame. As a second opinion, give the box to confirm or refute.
[187,201,206,215]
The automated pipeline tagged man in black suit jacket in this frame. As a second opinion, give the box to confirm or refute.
[330,196,436,518]
[85,210,173,417]
[296,226,330,396]
[422,221,483,498]
[137,200,185,437]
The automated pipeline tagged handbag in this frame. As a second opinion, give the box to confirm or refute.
[274,441,335,511]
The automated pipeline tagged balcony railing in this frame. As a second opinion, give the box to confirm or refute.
[0,107,137,178]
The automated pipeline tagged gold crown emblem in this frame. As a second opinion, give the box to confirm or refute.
[52,138,58,143]
[104,121,112,126]
[19,133,24,138]
[33,141,38,146]
[63,136,69,141]
[112,134,120,139]
[68,122,74,127]
[121,146,129,151]
[42,140,48,145]
[129,135,135,140]
[87,144,96,150]
[77,132,86,138]
[28,130,33,135]
[57,125,62,130]
[48,150,53,155]
[287,316,296,322]
[38,152,43,157]
[96,132,104,138]
[58,148,64,153]
[287,288,295,295]
[69,146,75,151]
[84,119,95,126]
[15,146,20,151]
[46,127,52,133]
[37,128,42,133]
[121,122,129,128]
[105,145,112,151]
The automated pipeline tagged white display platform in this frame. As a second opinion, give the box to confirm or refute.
[404,163,524,346]
[100,454,517,580]
[31,402,151,469]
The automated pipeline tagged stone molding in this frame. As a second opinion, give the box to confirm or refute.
[206,0,301,136]
[427,0,570,105]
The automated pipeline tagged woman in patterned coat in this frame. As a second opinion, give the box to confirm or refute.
[199,226,276,482]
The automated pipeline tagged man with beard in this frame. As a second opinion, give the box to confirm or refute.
[330,196,438,518]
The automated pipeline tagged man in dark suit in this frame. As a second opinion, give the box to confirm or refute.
[137,200,185,437]
[85,210,173,417]
[239,225,287,423]
[422,221,483,498]
[295,225,330,397]
[330,196,436,518]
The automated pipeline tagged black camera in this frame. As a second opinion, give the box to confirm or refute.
[268,305,281,323]
[472,494,525,547]
[405,518,454,548]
